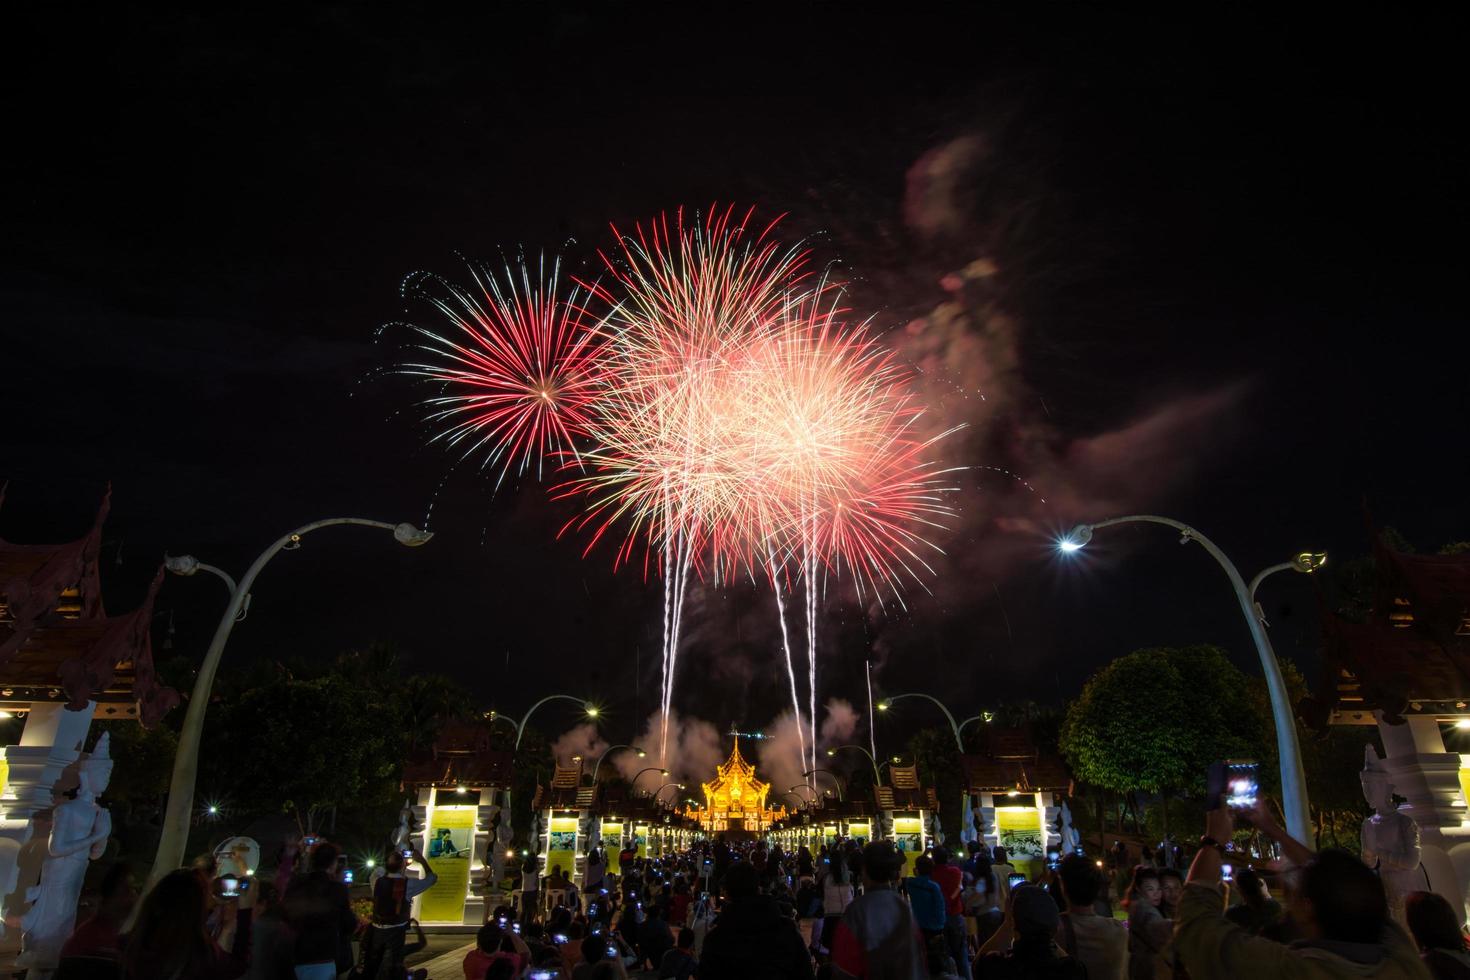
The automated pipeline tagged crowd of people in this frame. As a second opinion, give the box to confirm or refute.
[44,796,1470,979]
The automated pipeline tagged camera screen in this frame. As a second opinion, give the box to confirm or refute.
[1227,775,1257,808]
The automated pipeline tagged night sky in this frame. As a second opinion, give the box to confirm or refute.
[3,7,1464,746]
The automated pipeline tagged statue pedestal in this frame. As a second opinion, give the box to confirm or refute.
[1376,713,1470,926]
[0,703,97,961]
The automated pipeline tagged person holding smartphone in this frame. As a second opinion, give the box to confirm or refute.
[984,847,1015,912]
[282,841,357,980]
[1173,797,1420,980]
[357,844,436,979]
[463,919,533,979]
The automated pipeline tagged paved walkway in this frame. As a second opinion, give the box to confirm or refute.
[409,944,665,979]
[411,940,474,978]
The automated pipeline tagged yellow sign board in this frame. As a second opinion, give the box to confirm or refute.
[419,804,476,923]
[634,824,650,858]
[997,807,1043,858]
[601,821,624,874]
[547,816,578,879]
[893,816,924,872]
[848,821,871,842]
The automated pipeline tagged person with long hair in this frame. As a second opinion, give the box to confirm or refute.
[1123,867,1170,980]
[1406,891,1470,980]
[123,868,254,979]
[818,847,855,957]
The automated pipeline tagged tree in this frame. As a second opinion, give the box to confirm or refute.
[906,727,965,841]
[1060,646,1264,835]
[190,646,471,854]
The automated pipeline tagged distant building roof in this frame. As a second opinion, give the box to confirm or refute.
[960,726,1071,793]
[874,762,939,810]
[400,719,514,788]
[0,486,178,725]
[1306,530,1470,727]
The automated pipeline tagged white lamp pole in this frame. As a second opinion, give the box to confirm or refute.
[151,518,433,885]
[1059,515,1324,847]
[588,744,646,785]
[876,693,989,844]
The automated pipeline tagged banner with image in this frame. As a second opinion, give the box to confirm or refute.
[997,807,1043,858]
[601,821,624,874]
[419,804,476,923]
[546,816,578,880]
[892,816,924,872]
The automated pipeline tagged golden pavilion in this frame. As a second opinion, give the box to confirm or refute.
[684,736,787,835]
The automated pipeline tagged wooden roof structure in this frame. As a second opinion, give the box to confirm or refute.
[0,486,178,725]
[1305,530,1470,727]
[875,762,940,811]
[960,726,1072,794]
[400,720,515,789]
[532,758,592,810]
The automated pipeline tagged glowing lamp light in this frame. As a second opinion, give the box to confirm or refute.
[0,710,13,719]
[826,749,835,757]
[585,704,600,718]
[1006,790,1019,797]
[1058,524,1093,553]
[456,785,468,794]
[877,701,890,712]
[506,849,515,859]
[366,859,376,868]
[207,804,220,815]
[1456,720,1470,731]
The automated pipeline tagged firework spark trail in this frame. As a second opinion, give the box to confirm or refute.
[399,255,603,486]
[768,551,807,776]
[401,207,964,773]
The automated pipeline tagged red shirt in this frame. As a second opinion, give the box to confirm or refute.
[931,863,964,917]
[670,892,691,926]
[463,947,525,980]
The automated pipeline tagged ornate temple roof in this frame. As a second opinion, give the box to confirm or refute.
[401,719,516,790]
[701,736,770,802]
[960,726,1072,793]
[0,486,178,726]
[688,736,785,831]
[1305,529,1470,728]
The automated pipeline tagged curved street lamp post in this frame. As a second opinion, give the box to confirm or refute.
[802,768,845,802]
[587,744,646,784]
[152,518,433,884]
[877,693,990,843]
[1059,515,1324,847]
[827,744,882,784]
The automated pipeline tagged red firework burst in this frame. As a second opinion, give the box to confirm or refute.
[401,255,605,486]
